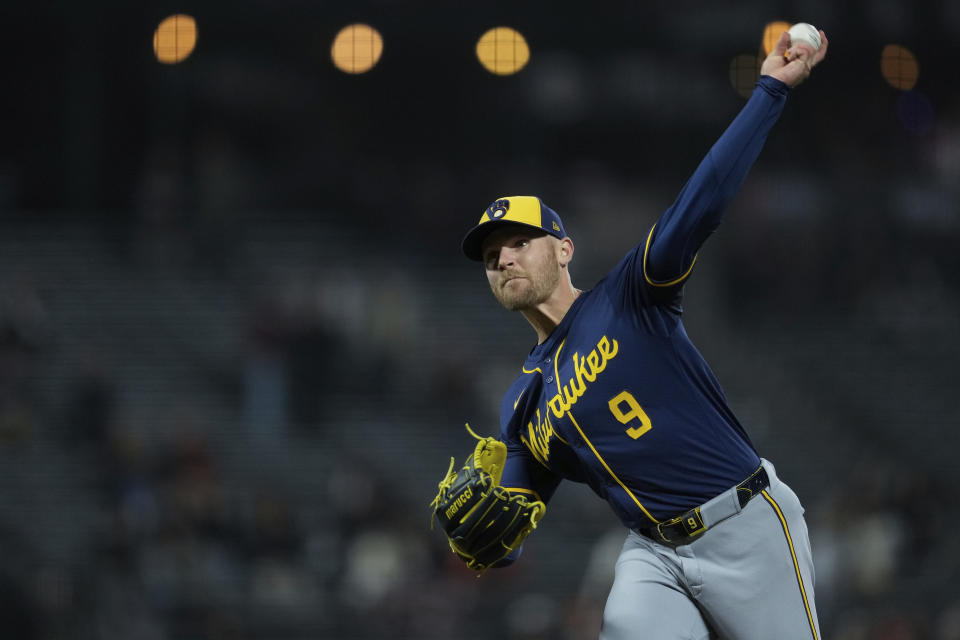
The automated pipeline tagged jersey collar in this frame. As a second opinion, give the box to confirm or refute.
[525,288,590,367]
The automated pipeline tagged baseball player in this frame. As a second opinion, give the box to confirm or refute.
[432,29,828,639]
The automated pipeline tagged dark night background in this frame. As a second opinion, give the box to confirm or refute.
[1,1,958,638]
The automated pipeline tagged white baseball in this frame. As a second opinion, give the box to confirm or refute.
[787,23,822,51]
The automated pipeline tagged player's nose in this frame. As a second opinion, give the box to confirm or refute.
[497,249,517,269]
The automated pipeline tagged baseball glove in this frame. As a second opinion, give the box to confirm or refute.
[430,424,546,572]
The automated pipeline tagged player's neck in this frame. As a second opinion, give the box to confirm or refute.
[521,281,581,344]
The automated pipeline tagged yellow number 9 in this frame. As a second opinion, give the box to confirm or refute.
[608,390,652,439]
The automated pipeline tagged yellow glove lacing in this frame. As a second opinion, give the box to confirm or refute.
[429,424,546,574]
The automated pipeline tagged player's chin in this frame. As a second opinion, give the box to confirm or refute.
[502,299,531,312]
[495,291,524,311]
[494,284,533,311]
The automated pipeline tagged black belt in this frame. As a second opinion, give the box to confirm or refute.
[636,465,770,545]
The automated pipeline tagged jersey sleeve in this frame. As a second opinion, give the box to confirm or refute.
[499,439,562,504]
[490,438,559,568]
[642,75,790,286]
[496,376,562,503]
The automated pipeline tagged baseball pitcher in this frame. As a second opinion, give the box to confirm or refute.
[432,28,829,640]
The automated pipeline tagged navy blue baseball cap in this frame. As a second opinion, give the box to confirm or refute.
[461,196,567,261]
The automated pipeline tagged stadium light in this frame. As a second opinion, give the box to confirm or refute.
[331,24,383,74]
[153,14,197,64]
[476,27,530,75]
[881,44,919,90]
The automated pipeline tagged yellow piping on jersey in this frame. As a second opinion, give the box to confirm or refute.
[762,490,819,639]
[642,224,698,287]
[552,340,659,525]
[522,365,542,374]
[513,388,526,410]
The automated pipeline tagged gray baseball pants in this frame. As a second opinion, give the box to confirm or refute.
[599,459,820,640]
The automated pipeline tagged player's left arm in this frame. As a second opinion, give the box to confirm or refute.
[430,429,558,572]
[500,441,562,503]
[491,445,562,567]
[643,29,828,286]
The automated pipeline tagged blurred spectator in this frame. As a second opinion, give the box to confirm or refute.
[0,275,50,443]
[0,568,40,640]
[62,351,115,448]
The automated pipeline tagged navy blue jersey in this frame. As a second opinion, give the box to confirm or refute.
[498,77,790,528]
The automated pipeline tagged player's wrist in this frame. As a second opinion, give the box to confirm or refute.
[756,74,791,96]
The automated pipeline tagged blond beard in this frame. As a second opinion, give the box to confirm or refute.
[490,250,563,311]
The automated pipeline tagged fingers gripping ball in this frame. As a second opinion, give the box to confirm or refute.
[787,23,822,55]
[430,425,546,572]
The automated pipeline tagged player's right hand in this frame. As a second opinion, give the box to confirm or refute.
[760,29,829,88]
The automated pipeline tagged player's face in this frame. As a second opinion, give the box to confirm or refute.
[481,228,563,311]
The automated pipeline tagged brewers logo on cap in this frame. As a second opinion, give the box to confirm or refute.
[461,195,568,261]
[488,199,510,219]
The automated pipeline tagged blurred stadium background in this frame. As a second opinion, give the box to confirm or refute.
[1,1,958,638]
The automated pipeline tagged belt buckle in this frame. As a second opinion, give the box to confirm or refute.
[656,507,705,543]
[654,522,674,543]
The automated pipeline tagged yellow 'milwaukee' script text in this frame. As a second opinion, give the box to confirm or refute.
[520,335,620,465]
[520,407,560,466]
[548,336,619,420]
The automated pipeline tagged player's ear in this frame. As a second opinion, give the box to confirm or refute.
[557,237,574,267]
